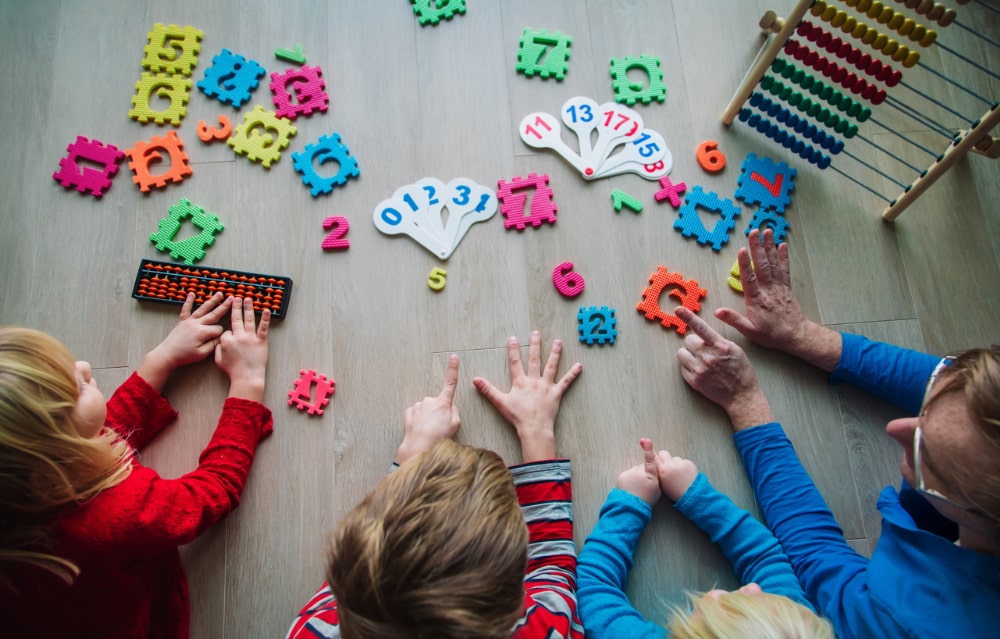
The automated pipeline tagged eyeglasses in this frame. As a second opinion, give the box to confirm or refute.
[912,356,985,516]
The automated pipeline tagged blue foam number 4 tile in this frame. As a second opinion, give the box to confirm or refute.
[197,49,266,108]
[292,133,360,196]
[674,186,742,252]
[734,153,797,213]
[578,306,617,345]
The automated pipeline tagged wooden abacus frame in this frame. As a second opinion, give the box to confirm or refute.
[722,0,999,221]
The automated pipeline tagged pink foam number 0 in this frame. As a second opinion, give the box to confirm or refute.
[321,216,350,250]
[553,261,585,297]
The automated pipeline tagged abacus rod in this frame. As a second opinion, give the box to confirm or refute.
[869,116,941,157]
[842,149,911,188]
[892,85,976,125]
[883,104,1000,221]
[885,97,962,137]
[828,164,893,202]
[934,42,1000,82]
[953,20,1000,49]
[908,64,993,106]
[855,134,925,172]
[722,0,815,125]
[973,0,1000,15]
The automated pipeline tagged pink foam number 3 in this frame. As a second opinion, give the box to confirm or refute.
[321,216,350,250]
[497,173,558,231]
[52,136,125,198]
[552,261,585,297]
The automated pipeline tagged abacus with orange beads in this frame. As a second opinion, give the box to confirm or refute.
[722,0,999,221]
[131,260,293,318]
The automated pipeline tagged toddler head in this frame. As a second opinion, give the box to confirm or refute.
[327,438,528,639]
[669,589,835,639]
[0,327,131,586]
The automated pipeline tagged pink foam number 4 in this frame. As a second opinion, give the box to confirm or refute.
[654,175,686,208]
[321,216,350,250]
[288,369,336,416]
[552,261,585,297]
[496,173,558,231]
[52,136,125,198]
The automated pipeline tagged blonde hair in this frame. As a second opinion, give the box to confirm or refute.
[0,327,132,588]
[933,345,1000,524]
[327,439,528,639]
[668,591,835,639]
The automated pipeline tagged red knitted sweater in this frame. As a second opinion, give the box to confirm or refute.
[1,373,273,638]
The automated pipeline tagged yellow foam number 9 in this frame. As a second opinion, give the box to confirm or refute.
[428,267,447,291]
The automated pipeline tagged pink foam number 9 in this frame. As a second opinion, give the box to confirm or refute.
[553,261,585,297]
[696,140,726,172]
[321,216,350,250]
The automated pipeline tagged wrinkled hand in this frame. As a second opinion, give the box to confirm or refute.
[715,228,810,351]
[395,354,461,465]
[654,448,699,503]
[675,306,774,431]
[473,331,582,463]
[616,438,662,507]
[215,297,270,402]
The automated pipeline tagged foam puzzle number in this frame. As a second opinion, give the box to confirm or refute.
[696,140,726,172]
[552,261,585,297]
[428,267,447,291]
[321,216,350,250]
[577,305,617,345]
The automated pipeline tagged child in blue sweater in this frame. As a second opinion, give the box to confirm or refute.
[577,438,833,638]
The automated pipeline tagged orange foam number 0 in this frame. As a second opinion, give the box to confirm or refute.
[696,140,726,172]
[428,267,447,291]
[321,216,350,250]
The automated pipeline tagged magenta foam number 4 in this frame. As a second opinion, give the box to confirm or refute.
[321,216,350,250]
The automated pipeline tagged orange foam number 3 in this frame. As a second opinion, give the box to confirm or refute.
[696,140,726,173]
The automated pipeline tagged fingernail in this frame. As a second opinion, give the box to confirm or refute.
[532,330,540,337]
[510,336,517,343]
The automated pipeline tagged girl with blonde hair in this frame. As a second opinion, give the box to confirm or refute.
[0,294,273,638]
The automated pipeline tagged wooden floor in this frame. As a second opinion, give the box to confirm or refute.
[2,0,998,634]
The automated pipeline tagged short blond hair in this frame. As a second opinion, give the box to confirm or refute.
[0,327,132,588]
[935,345,1000,523]
[668,591,835,639]
[327,439,528,639]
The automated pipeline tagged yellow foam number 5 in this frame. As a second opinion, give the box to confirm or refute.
[428,267,447,291]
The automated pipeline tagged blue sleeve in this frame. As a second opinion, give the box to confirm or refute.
[577,489,665,639]
[673,473,815,612]
[734,423,880,635]
[832,333,941,414]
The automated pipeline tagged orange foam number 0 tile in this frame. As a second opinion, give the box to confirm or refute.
[696,140,726,173]
[428,267,447,291]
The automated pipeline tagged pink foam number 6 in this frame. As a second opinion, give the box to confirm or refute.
[321,216,350,250]
[553,261,585,297]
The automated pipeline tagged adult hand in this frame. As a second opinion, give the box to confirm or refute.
[675,306,774,431]
[654,448,699,503]
[395,354,462,465]
[138,292,233,392]
[472,331,582,463]
[714,229,841,371]
[616,438,662,507]
[215,297,270,402]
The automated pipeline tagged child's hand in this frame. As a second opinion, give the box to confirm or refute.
[472,331,582,463]
[215,297,270,402]
[654,449,699,502]
[616,438,662,507]
[139,292,232,392]
[395,354,461,465]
